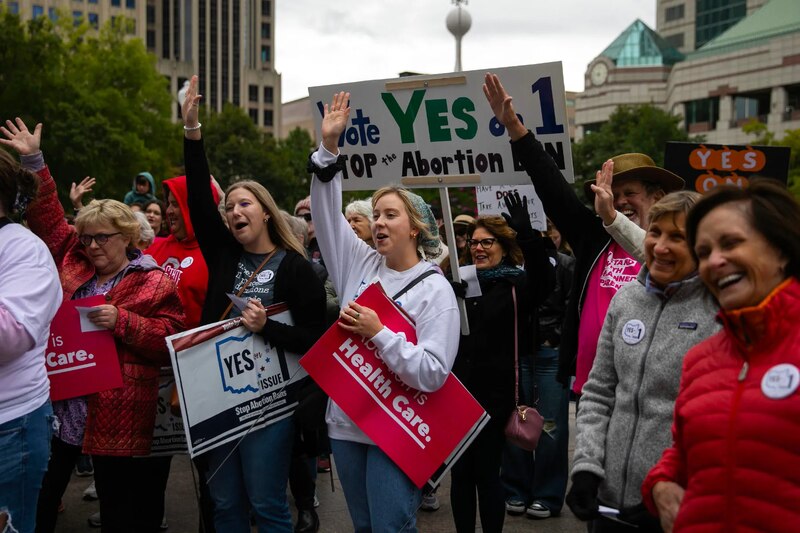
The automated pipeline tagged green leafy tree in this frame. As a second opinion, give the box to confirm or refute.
[743,120,800,199]
[572,104,694,201]
[0,12,181,205]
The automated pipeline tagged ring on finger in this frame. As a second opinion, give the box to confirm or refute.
[355,312,360,319]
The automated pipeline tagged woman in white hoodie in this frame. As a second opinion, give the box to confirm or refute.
[309,91,460,532]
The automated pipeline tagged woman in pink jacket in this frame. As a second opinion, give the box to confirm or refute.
[643,180,800,532]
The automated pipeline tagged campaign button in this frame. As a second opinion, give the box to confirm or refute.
[761,364,799,399]
[257,270,274,284]
[621,319,645,345]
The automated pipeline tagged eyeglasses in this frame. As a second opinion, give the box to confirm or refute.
[78,232,122,247]
[298,213,312,222]
[467,238,497,249]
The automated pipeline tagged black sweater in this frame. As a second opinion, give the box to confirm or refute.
[511,131,612,386]
[184,137,326,354]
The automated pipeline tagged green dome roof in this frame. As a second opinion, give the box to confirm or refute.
[600,19,684,67]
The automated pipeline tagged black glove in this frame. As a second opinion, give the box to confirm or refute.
[618,502,662,529]
[501,190,534,240]
[449,279,468,299]
[566,471,602,521]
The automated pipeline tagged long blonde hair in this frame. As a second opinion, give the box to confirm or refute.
[225,181,306,257]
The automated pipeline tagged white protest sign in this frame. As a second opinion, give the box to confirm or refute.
[308,62,574,191]
[476,184,547,232]
[166,306,306,457]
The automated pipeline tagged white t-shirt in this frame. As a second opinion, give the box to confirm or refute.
[311,145,461,445]
[0,223,62,424]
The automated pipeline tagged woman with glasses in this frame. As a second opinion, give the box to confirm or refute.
[449,192,555,533]
[309,91,460,532]
[1,118,184,533]
[182,76,327,533]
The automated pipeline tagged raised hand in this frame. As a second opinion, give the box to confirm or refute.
[0,118,42,155]
[482,73,526,140]
[321,91,351,154]
[501,190,534,239]
[181,75,202,139]
[70,176,96,210]
[590,159,616,225]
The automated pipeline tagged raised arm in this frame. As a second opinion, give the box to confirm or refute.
[502,190,555,305]
[309,91,377,296]
[69,176,96,211]
[593,159,646,262]
[181,75,236,254]
[483,74,602,249]
[1,118,77,265]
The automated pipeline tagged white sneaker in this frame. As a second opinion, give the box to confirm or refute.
[82,481,98,501]
[505,499,526,515]
[313,494,320,508]
[526,502,552,518]
[420,493,440,511]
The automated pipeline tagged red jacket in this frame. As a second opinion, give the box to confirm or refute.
[28,166,185,456]
[146,175,219,329]
[643,278,800,532]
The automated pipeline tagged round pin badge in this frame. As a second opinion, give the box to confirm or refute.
[180,256,194,268]
[621,319,646,345]
[761,364,800,400]
[257,270,274,284]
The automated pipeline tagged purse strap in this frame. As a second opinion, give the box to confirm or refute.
[220,248,278,320]
[391,269,439,300]
[512,285,521,407]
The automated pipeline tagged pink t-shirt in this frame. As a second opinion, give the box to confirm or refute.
[573,242,640,393]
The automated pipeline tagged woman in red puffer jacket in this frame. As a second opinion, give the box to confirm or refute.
[642,180,800,533]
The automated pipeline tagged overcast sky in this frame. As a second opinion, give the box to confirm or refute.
[275,0,656,103]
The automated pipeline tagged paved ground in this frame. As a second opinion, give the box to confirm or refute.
[56,405,584,532]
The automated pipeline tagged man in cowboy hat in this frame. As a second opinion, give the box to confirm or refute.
[482,73,684,398]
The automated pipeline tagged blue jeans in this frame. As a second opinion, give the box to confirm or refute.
[502,347,570,513]
[0,401,53,533]
[330,438,421,532]
[206,416,294,533]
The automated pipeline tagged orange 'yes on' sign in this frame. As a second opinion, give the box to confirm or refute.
[664,142,790,194]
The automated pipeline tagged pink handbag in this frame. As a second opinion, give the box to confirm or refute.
[504,286,544,451]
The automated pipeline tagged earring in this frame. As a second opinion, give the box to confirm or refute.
[410,232,418,239]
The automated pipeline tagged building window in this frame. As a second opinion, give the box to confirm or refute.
[696,0,746,48]
[146,4,155,23]
[126,0,135,9]
[261,45,270,63]
[88,12,99,27]
[249,108,259,125]
[32,4,44,17]
[249,85,258,102]
[264,86,273,104]
[146,29,156,49]
[261,22,270,39]
[48,7,57,20]
[665,4,684,22]
[73,10,82,26]
[111,0,121,6]
[685,97,719,132]
[8,2,19,15]
[785,84,800,121]
[261,0,270,17]
[733,91,770,125]
[88,0,98,4]
[263,109,273,127]
[664,33,684,49]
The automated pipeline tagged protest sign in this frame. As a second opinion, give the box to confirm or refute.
[308,62,574,191]
[166,304,306,457]
[476,184,547,231]
[47,295,121,401]
[301,282,489,488]
[150,368,187,455]
[664,142,790,192]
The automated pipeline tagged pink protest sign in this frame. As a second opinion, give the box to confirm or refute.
[46,295,122,401]
[301,282,488,488]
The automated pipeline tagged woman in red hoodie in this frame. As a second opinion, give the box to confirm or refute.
[643,180,800,532]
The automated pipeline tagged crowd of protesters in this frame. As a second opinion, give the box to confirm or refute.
[0,69,798,533]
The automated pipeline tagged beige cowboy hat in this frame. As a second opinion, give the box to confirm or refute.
[583,153,684,199]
